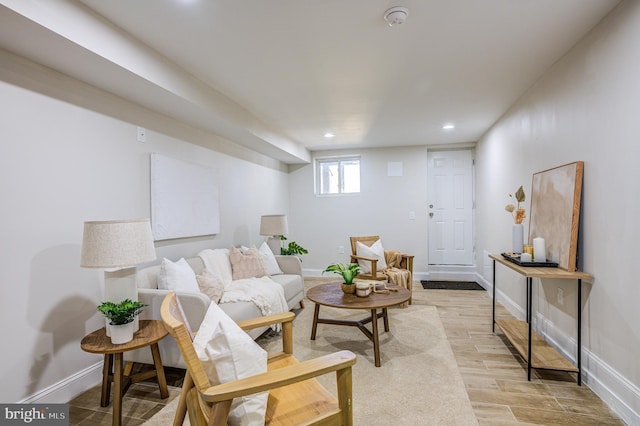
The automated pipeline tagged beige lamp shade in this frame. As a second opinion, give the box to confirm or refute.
[260,214,288,236]
[80,219,156,268]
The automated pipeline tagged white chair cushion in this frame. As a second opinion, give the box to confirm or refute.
[356,240,388,274]
[193,302,268,425]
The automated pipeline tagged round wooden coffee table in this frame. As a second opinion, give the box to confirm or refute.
[306,282,411,367]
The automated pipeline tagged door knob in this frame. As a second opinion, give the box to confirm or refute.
[429,212,434,218]
[429,204,434,208]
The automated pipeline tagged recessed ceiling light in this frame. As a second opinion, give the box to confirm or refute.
[442,123,455,130]
[323,132,335,138]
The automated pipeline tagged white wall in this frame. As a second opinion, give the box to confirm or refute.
[288,147,428,275]
[0,52,289,403]
[475,1,640,423]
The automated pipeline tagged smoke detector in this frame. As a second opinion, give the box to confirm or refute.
[384,6,408,26]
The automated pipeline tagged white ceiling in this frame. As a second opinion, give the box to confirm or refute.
[0,0,620,163]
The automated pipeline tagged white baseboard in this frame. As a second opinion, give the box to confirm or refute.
[479,271,639,425]
[535,313,640,425]
[20,362,102,404]
[582,350,640,425]
[303,268,325,277]
[423,265,478,282]
[477,273,526,320]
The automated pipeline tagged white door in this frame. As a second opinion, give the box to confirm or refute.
[427,150,474,265]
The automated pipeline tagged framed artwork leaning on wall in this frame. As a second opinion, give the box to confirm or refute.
[528,161,584,271]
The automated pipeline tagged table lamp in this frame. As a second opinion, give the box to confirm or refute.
[260,214,288,255]
[81,219,156,332]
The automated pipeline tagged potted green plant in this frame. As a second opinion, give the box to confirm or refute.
[323,263,361,294]
[97,299,147,344]
[280,236,309,257]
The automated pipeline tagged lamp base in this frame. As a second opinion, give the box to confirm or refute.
[266,236,282,256]
[104,267,139,335]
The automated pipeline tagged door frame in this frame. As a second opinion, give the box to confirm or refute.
[426,148,477,279]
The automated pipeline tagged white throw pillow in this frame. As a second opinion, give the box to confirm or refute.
[158,258,200,293]
[193,302,268,425]
[356,240,388,274]
[198,248,233,287]
[259,241,283,275]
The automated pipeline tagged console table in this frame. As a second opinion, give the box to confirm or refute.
[489,254,592,385]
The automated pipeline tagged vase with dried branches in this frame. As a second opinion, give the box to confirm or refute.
[505,185,526,253]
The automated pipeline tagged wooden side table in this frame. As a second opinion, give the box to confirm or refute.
[81,320,170,426]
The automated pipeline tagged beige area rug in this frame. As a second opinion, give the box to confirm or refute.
[145,281,477,425]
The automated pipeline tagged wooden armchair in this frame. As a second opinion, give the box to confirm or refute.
[160,292,357,426]
[349,235,414,281]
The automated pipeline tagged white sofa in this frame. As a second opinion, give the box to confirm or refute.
[124,250,304,368]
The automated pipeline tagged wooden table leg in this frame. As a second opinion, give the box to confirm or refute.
[382,308,390,332]
[310,303,320,340]
[123,361,133,377]
[100,354,112,407]
[150,343,169,399]
[371,308,381,367]
[113,352,123,426]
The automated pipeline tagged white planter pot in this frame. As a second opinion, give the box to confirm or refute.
[109,322,135,344]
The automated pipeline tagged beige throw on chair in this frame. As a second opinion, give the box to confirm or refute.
[350,236,414,308]
[383,250,412,308]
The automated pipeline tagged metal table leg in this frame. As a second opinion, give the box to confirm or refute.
[577,279,582,386]
[527,277,532,381]
[492,260,496,332]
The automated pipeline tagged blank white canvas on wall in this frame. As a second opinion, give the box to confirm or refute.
[150,153,220,241]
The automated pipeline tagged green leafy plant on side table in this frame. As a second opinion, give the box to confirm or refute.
[97,299,147,344]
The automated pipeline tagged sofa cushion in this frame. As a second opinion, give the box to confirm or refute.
[269,273,303,305]
[196,269,225,303]
[259,242,283,275]
[158,258,200,293]
[229,246,268,280]
[356,240,387,273]
[193,302,268,425]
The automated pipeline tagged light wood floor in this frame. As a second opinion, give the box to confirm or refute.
[68,284,626,425]
[425,288,625,426]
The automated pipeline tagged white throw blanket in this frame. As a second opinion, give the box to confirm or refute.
[198,249,288,331]
[221,276,288,331]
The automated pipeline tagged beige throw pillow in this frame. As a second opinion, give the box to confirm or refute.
[229,246,268,280]
[196,269,225,303]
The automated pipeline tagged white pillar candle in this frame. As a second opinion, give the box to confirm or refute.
[533,237,546,262]
[520,253,532,263]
